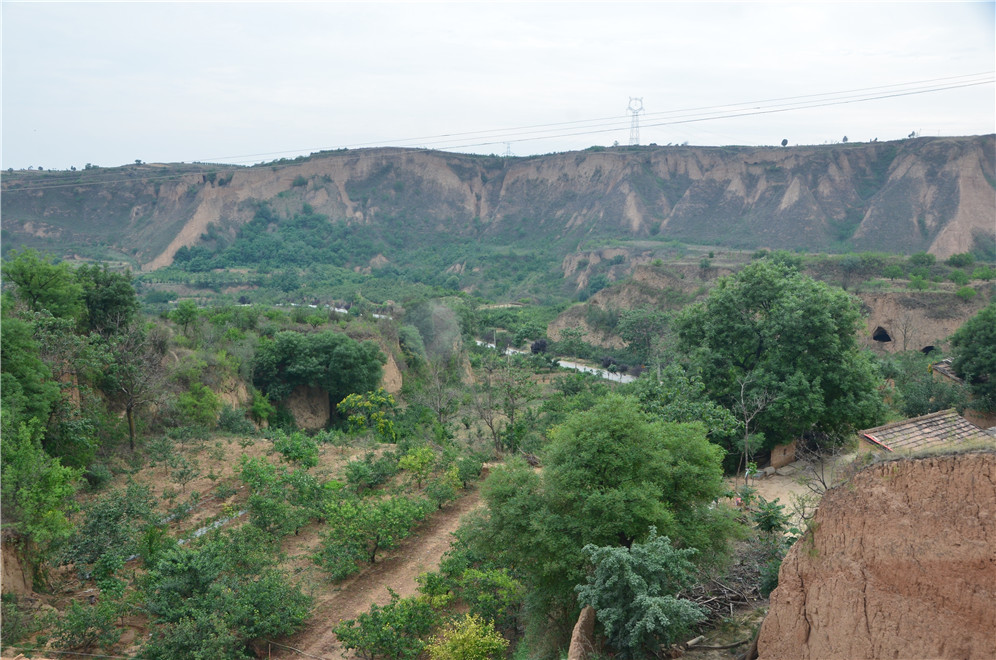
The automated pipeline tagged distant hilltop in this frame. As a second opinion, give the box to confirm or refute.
[2,135,993,268]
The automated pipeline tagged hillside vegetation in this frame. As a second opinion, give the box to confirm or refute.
[3,244,994,659]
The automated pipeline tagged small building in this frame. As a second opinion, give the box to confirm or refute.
[859,408,992,455]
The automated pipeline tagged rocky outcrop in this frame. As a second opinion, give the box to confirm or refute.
[757,451,996,660]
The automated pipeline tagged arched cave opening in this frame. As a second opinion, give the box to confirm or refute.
[872,326,892,343]
[921,345,936,355]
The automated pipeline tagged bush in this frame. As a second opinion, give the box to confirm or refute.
[575,528,705,658]
[333,590,437,660]
[956,286,977,301]
[271,430,320,468]
[142,527,311,659]
[946,252,975,268]
[427,614,508,660]
[53,599,123,651]
[60,483,156,578]
[217,405,255,435]
[344,451,399,494]
[971,265,995,281]
[949,270,970,286]
[1,593,49,646]
[316,496,431,579]
[176,382,221,429]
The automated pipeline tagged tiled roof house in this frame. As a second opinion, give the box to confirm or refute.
[860,408,992,454]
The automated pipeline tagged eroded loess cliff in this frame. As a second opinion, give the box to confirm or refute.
[757,451,996,660]
[2,136,993,269]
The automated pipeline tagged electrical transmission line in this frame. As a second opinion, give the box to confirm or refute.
[7,72,993,191]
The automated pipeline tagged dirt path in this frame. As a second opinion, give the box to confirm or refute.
[271,489,484,660]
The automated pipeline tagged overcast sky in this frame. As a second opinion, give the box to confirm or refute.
[3,1,994,170]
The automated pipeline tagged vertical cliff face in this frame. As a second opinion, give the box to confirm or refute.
[757,451,996,660]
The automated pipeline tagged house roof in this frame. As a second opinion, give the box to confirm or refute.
[860,408,991,453]
[930,358,963,384]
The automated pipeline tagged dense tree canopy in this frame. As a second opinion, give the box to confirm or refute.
[676,260,885,450]
[467,395,739,643]
[950,302,996,412]
[253,330,385,417]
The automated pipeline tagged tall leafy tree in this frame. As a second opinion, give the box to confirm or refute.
[103,325,169,450]
[467,395,739,646]
[75,263,140,336]
[950,302,996,412]
[676,260,885,451]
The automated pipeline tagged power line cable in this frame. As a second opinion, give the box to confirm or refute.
[5,73,992,191]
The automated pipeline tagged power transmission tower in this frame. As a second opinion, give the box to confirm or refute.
[628,97,644,146]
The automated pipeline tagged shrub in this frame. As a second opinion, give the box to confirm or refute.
[316,496,431,579]
[344,451,399,494]
[60,483,156,578]
[399,445,436,488]
[177,382,221,429]
[971,265,995,281]
[53,599,123,651]
[142,527,311,658]
[271,430,320,468]
[218,405,255,435]
[291,175,308,187]
[949,269,970,286]
[333,590,437,660]
[427,614,508,660]
[946,252,975,268]
[956,286,977,301]
[575,528,706,658]
[249,388,275,424]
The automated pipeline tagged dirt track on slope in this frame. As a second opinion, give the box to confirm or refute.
[270,490,483,660]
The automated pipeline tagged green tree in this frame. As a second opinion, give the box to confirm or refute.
[1,249,83,319]
[575,528,706,658]
[617,307,671,366]
[0,420,79,577]
[75,263,140,336]
[171,300,199,337]
[467,395,739,644]
[60,483,156,578]
[950,302,996,412]
[624,363,739,464]
[472,354,538,453]
[253,330,385,421]
[103,325,169,449]
[676,260,885,451]
[142,526,311,659]
[399,445,436,488]
[317,496,430,579]
[0,312,60,430]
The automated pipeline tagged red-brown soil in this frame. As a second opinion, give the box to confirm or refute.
[757,451,996,660]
